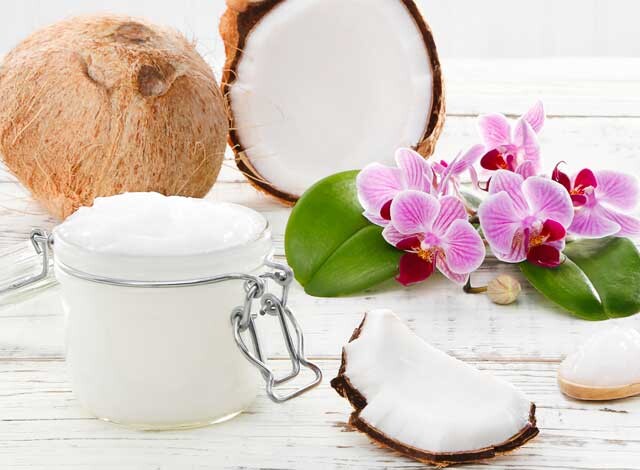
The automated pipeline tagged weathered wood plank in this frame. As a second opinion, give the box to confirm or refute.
[0,359,638,470]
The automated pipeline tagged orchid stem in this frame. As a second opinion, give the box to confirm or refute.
[463,276,488,294]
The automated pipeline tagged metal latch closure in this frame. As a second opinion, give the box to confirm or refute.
[230,259,323,403]
[0,229,52,295]
[2,229,322,403]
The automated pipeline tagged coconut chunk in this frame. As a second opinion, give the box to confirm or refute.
[331,309,538,466]
[558,325,640,401]
[221,0,445,203]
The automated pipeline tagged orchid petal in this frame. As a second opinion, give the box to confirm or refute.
[522,177,574,227]
[521,100,545,133]
[515,160,537,179]
[363,211,389,227]
[527,244,561,268]
[390,190,440,235]
[480,149,507,171]
[503,228,528,263]
[432,161,447,176]
[569,205,621,238]
[600,207,640,237]
[468,166,480,191]
[477,113,511,148]
[541,219,566,242]
[396,252,434,286]
[432,196,467,236]
[436,255,469,285]
[442,219,485,274]
[448,144,485,175]
[489,170,529,215]
[356,164,403,213]
[547,238,566,253]
[513,119,540,164]
[395,148,431,192]
[574,168,597,190]
[380,200,392,220]
[512,229,529,262]
[396,236,422,251]
[478,191,525,260]
[383,224,413,247]
[571,194,588,207]
[595,170,640,211]
[552,163,572,192]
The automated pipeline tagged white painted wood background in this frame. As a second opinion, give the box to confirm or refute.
[1,0,640,61]
[1,57,640,469]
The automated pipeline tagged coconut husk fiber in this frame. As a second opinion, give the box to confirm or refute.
[0,14,228,219]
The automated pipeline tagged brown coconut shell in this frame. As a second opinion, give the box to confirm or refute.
[0,15,228,219]
[220,0,446,206]
[331,314,539,467]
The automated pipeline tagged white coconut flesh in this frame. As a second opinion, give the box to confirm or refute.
[335,310,537,457]
[229,0,434,197]
[558,326,640,400]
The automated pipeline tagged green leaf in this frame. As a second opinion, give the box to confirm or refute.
[285,171,402,297]
[520,237,640,320]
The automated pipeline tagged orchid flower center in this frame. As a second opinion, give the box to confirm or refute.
[552,164,598,208]
[570,183,593,197]
[400,234,442,263]
[524,219,566,268]
[417,247,436,262]
[528,232,549,248]
[480,148,516,172]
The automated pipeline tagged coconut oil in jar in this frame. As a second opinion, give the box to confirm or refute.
[53,193,273,430]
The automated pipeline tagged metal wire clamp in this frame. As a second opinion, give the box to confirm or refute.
[0,229,51,295]
[3,229,322,403]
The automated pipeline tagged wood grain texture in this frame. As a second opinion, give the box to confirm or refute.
[1,360,639,470]
[1,58,640,469]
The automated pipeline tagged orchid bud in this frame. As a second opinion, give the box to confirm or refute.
[487,275,521,305]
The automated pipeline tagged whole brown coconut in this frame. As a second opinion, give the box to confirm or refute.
[0,15,228,219]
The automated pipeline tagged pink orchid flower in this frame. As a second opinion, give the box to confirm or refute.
[477,101,545,178]
[356,148,432,226]
[382,190,485,285]
[478,170,573,268]
[432,144,485,195]
[552,164,640,238]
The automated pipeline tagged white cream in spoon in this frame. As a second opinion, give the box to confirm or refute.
[558,325,640,401]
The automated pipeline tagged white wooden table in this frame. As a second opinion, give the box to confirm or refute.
[1,58,640,469]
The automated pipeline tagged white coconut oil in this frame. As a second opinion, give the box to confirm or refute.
[559,325,640,387]
[53,193,271,430]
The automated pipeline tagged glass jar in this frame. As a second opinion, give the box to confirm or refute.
[1,193,321,430]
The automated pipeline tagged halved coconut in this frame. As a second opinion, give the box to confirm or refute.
[558,325,640,401]
[220,0,445,204]
[331,310,538,466]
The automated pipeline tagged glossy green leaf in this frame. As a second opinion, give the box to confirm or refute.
[520,237,640,320]
[285,171,402,297]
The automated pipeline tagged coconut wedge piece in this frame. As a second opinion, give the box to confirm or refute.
[331,310,538,466]
[220,0,445,204]
[558,326,640,401]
